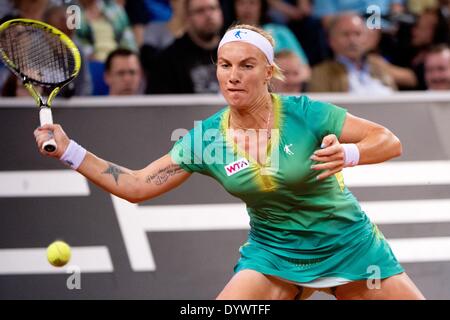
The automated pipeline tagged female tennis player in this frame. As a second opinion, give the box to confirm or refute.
[34,24,425,300]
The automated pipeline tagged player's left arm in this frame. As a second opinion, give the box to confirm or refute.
[339,112,402,164]
[311,113,402,179]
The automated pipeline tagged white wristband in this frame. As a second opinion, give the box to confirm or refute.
[342,144,360,167]
[60,140,87,170]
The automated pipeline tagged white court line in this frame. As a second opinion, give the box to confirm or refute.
[131,199,450,232]
[343,161,450,187]
[0,170,107,275]
[389,237,450,263]
[114,197,450,271]
[362,199,450,224]
[1,161,450,198]
[2,167,450,273]
[0,170,90,197]
[0,246,113,274]
[134,203,249,231]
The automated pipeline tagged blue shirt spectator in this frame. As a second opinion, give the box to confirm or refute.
[313,0,404,18]
[144,0,172,22]
[309,13,396,93]
[336,55,393,94]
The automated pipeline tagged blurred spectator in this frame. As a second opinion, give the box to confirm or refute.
[142,0,186,51]
[266,0,312,24]
[0,0,14,21]
[424,44,450,90]
[365,28,418,88]
[438,0,450,24]
[412,9,449,48]
[123,0,150,48]
[313,0,405,26]
[140,0,186,93]
[0,0,50,94]
[282,1,328,66]
[271,50,310,93]
[407,0,438,15]
[1,74,38,97]
[407,0,450,18]
[76,0,137,62]
[104,48,143,95]
[145,0,223,94]
[0,61,9,97]
[44,5,92,97]
[75,0,137,95]
[230,0,308,64]
[124,0,178,48]
[441,0,450,11]
[0,0,49,23]
[122,0,174,25]
[309,13,396,94]
[143,0,173,21]
[393,9,450,89]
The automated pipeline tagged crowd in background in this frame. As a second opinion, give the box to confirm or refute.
[0,0,450,97]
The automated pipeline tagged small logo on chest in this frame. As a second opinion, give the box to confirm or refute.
[224,158,250,176]
[284,144,294,155]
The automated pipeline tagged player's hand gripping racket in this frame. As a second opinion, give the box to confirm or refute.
[0,18,81,153]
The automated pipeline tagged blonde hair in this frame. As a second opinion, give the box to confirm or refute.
[275,49,299,60]
[225,24,285,82]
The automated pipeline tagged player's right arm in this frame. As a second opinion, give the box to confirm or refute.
[34,124,191,203]
[78,152,191,203]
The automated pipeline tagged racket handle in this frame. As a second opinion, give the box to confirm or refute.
[39,107,57,153]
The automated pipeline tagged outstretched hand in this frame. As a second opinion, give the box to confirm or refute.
[310,134,345,180]
[33,124,70,158]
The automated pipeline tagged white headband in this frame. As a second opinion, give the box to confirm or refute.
[218,28,274,64]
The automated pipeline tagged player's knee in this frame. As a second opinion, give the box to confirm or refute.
[269,280,299,300]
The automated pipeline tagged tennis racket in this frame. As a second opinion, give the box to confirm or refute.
[0,18,81,152]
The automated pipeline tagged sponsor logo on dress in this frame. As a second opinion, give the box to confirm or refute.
[284,144,294,155]
[224,158,249,176]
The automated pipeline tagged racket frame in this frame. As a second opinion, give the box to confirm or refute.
[0,18,81,152]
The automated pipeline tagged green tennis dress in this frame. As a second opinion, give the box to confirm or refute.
[169,94,404,286]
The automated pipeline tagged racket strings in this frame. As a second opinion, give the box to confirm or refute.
[0,24,76,85]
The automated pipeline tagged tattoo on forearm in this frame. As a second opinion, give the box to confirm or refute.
[146,164,183,185]
[102,163,127,185]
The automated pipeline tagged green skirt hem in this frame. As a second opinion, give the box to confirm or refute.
[234,263,405,285]
[234,222,405,285]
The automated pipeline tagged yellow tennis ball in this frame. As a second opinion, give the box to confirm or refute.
[47,240,71,267]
